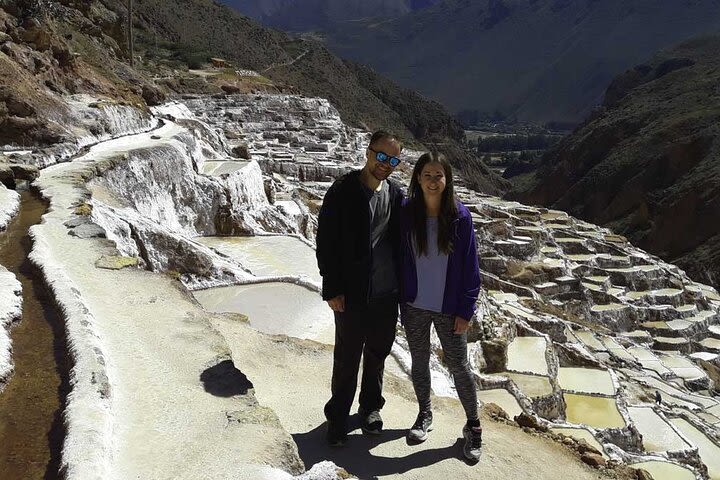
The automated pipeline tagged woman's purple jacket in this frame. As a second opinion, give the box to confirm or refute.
[399,199,481,321]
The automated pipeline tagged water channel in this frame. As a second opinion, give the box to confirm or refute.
[0,190,68,480]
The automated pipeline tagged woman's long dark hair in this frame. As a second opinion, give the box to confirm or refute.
[408,152,458,256]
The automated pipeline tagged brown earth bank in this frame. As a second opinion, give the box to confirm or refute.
[508,34,720,289]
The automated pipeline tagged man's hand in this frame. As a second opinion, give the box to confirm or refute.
[453,316,470,334]
[327,294,345,312]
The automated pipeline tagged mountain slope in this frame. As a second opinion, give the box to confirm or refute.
[239,0,720,125]
[509,35,720,288]
[221,0,440,31]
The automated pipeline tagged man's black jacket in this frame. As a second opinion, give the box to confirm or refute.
[316,169,404,311]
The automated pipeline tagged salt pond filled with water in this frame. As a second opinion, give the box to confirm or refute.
[631,461,696,480]
[563,394,626,429]
[670,417,720,480]
[193,282,334,344]
[477,389,523,419]
[197,235,321,282]
[506,336,548,375]
[557,368,615,395]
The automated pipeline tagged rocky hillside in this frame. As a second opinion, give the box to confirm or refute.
[221,0,440,31]
[0,0,505,193]
[240,0,720,125]
[509,35,720,289]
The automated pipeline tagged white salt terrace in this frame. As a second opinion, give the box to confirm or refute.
[506,336,549,375]
[196,235,321,283]
[631,461,696,480]
[504,372,554,398]
[640,376,718,409]
[557,368,615,395]
[573,331,606,351]
[193,282,334,344]
[201,160,250,176]
[670,418,720,480]
[700,338,720,351]
[658,354,706,381]
[628,347,673,376]
[627,406,691,453]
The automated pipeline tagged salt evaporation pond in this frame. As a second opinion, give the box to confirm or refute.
[193,282,334,344]
[477,389,523,419]
[550,428,607,458]
[557,368,615,395]
[504,373,554,398]
[197,235,321,282]
[506,336,548,375]
[632,461,696,480]
[670,418,720,480]
[627,407,691,453]
[563,394,626,429]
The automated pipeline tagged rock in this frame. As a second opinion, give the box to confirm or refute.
[221,84,242,94]
[634,469,653,480]
[0,32,10,44]
[64,216,91,228]
[581,453,606,468]
[95,256,138,270]
[481,339,508,373]
[482,402,509,420]
[51,44,74,68]
[514,413,548,432]
[0,164,15,189]
[232,144,250,159]
[142,84,166,106]
[9,163,39,182]
[576,438,602,456]
[68,223,106,239]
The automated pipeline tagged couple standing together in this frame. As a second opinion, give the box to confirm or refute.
[316,130,483,462]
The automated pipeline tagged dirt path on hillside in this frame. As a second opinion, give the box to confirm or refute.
[213,316,606,480]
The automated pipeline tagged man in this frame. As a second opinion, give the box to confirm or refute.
[316,130,404,447]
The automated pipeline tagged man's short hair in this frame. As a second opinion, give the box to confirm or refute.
[369,130,403,150]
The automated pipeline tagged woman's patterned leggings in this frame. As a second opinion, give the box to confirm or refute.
[401,303,480,422]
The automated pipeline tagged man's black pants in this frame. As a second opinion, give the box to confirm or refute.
[324,296,398,428]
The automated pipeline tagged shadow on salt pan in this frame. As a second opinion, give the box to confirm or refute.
[200,359,254,397]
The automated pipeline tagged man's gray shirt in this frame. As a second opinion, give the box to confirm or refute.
[363,181,398,298]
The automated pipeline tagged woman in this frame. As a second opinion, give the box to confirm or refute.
[400,151,482,461]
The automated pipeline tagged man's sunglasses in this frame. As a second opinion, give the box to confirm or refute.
[368,147,401,167]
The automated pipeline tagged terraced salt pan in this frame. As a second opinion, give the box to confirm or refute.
[477,389,523,419]
[631,461,696,480]
[628,347,673,376]
[550,428,608,458]
[641,377,718,409]
[563,394,626,429]
[574,331,606,351]
[670,418,720,479]
[201,160,250,176]
[697,412,720,425]
[193,282,334,344]
[488,291,520,303]
[628,407,691,452]
[557,368,615,395]
[590,303,627,312]
[506,336,548,375]
[700,338,720,351]
[504,373,554,398]
[626,291,649,300]
[196,235,320,283]
[659,354,706,380]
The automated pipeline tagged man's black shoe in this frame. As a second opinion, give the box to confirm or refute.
[359,408,383,435]
[326,422,348,447]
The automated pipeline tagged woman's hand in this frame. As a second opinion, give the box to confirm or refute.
[453,316,469,334]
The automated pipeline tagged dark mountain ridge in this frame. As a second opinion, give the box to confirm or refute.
[509,35,720,288]
[225,0,720,126]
